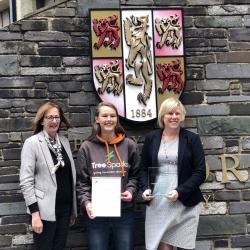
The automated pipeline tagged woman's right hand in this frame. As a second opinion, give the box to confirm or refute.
[142,189,154,201]
[85,202,96,219]
[31,212,43,234]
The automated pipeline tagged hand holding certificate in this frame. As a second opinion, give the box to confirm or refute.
[92,177,121,217]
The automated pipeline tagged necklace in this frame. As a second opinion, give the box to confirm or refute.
[43,131,65,174]
[162,139,178,165]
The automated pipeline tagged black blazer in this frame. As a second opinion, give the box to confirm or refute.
[140,128,206,207]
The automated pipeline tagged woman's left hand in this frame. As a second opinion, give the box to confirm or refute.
[121,190,132,202]
[166,190,179,201]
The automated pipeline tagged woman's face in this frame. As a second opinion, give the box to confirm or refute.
[162,106,182,130]
[95,106,118,134]
[42,107,60,138]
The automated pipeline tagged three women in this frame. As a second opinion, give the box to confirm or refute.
[20,98,205,250]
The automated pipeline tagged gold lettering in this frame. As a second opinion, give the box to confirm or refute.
[219,154,245,183]
[203,193,213,208]
[73,139,84,152]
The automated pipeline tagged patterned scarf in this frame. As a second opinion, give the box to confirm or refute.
[43,130,65,174]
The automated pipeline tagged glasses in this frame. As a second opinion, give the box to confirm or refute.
[44,115,61,122]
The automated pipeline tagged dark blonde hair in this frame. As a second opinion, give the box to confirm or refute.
[158,97,186,128]
[88,102,125,140]
[33,101,72,135]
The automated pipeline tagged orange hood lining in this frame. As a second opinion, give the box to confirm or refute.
[96,134,125,176]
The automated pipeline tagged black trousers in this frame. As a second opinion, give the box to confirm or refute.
[33,205,71,250]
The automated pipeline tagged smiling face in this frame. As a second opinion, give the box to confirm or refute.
[42,107,61,138]
[162,106,182,130]
[95,106,118,136]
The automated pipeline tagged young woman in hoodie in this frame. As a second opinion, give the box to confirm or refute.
[76,102,140,250]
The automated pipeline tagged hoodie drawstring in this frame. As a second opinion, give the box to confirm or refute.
[104,141,110,162]
[114,144,125,177]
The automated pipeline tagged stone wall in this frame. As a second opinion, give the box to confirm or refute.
[0,0,250,249]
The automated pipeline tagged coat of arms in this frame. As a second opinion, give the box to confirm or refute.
[90,9,185,122]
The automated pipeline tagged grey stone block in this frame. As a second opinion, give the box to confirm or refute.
[21,66,90,75]
[48,81,82,92]
[206,63,250,78]
[69,113,90,127]
[0,235,12,247]
[208,5,250,15]
[0,202,26,216]
[232,236,250,247]
[55,7,75,17]
[208,95,250,104]
[201,136,224,149]
[214,190,241,201]
[216,52,250,63]
[0,89,46,98]
[230,201,250,214]
[187,0,223,4]
[230,28,250,42]
[154,0,185,5]
[1,215,29,224]
[242,137,250,150]
[196,80,229,90]
[0,224,26,234]
[198,117,250,135]
[38,47,87,56]
[19,42,37,55]
[185,28,226,38]
[0,77,34,88]
[186,67,204,80]
[0,41,20,54]
[24,31,69,41]
[69,92,98,105]
[0,118,33,132]
[0,194,24,202]
[195,240,213,250]
[20,56,61,67]
[186,55,215,64]
[198,215,246,236]
[0,134,8,143]
[21,20,48,31]
[0,56,18,75]
[63,56,90,66]
[186,104,229,117]
[180,92,204,104]
[195,16,241,28]
[0,32,22,41]
[0,183,20,191]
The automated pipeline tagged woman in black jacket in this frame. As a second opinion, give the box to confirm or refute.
[140,97,206,250]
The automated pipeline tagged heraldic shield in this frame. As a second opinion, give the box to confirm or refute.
[90,9,185,122]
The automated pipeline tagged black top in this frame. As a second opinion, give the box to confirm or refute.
[29,145,73,213]
[140,128,206,207]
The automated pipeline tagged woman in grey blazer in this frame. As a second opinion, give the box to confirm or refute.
[20,101,77,250]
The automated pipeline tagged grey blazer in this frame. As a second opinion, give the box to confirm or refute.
[20,131,77,221]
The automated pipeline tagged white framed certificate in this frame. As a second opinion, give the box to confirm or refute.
[92,176,121,217]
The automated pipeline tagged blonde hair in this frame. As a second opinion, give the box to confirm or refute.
[33,102,72,135]
[157,97,186,128]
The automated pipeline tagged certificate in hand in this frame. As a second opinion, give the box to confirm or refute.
[92,176,121,217]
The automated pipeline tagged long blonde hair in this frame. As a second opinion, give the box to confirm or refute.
[33,102,72,135]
